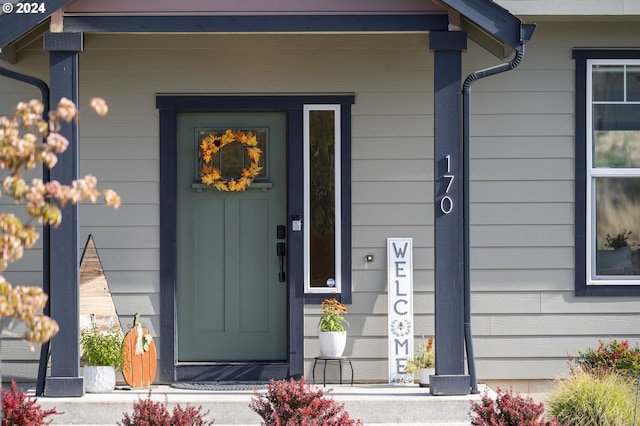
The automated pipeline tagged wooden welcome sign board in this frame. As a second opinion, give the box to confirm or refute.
[387,238,414,384]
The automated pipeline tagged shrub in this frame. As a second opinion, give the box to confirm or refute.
[573,338,640,379]
[119,390,214,426]
[469,387,562,426]
[1,378,60,425]
[249,377,363,426]
[547,369,636,426]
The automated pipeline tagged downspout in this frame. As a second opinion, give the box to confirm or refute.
[0,65,51,396]
[0,66,50,114]
[462,45,525,394]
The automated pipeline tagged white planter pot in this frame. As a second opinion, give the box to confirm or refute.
[418,368,435,387]
[318,331,347,357]
[84,365,116,393]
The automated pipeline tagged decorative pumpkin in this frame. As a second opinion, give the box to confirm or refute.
[122,313,157,388]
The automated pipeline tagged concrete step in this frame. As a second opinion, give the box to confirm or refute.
[34,384,480,425]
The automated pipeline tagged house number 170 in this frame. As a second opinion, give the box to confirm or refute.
[440,154,454,215]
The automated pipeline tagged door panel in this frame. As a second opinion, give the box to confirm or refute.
[176,112,287,362]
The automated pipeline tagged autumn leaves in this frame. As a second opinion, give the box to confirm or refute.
[199,129,262,192]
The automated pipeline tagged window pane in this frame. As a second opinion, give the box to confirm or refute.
[593,130,640,168]
[198,129,266,179]
[220,140,244,176]
[595,177,640,276]
[593,104,640,132]
[593,65,624,101]
[309,110,336,288]
[627,66,640,101]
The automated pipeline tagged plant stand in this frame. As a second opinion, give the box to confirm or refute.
[312,356,354,387]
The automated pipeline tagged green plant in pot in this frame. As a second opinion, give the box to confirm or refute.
[405,337,435,387]
[80,322,124,393]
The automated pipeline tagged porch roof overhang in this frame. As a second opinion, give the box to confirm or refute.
[438,0,535,58]
[0,0,75,62]
[0,12,450,63]
[0,0,533,63]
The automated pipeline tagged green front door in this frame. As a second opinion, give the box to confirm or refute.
[176,112,287,362]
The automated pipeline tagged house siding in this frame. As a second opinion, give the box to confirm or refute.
[1,20,640,384]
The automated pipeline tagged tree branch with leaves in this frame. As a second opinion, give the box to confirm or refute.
[0,97,120,346]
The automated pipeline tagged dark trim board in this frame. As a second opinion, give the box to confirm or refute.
[175,364,291,382]
[156,94,356,110]
[157,94,354,382]
[573,49,640,297]
[573,49,588,297]
[64,14,448,34]
[158,109,178,382]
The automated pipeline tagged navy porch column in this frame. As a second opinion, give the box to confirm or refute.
[43,32,84,397]
[428,31,470,396]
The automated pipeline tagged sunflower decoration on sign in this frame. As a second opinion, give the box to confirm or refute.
[199,129,263,191]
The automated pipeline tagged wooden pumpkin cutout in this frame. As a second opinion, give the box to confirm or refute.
[122,313,157,387]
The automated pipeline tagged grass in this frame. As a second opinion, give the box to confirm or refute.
[546,369,638,426]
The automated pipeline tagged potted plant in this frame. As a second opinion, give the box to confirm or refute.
[405,337,435,387]
[317,298,349,357]
[597,229,634,274]
[80,322,124,393]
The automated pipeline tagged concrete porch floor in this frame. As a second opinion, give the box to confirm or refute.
[32,383,488,425]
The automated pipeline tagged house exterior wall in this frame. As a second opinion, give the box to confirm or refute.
[1,19,640,384]
[462,20,640,381]
[81,32,438,383]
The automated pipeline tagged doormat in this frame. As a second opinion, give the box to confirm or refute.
[170,382,270,391]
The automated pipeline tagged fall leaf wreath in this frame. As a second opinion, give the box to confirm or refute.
[199,129,262,191]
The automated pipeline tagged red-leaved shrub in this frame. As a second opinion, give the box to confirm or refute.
[119,390,214,426]
[469,387,562,426]
[573,338,640,379]
[250,377,362,426]
[1,379,60,425]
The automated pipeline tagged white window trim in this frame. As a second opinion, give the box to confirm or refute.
[586,59,640,286]
[303,104,342,294]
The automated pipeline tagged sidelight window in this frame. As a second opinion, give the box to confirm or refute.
[304,105,342,294]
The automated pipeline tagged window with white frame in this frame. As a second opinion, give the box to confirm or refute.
[574,50,640,295]
[303,105,342,294]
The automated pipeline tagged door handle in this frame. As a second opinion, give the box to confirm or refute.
[276,243,286,282]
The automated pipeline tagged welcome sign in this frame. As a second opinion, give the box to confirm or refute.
[387,238,414,384]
